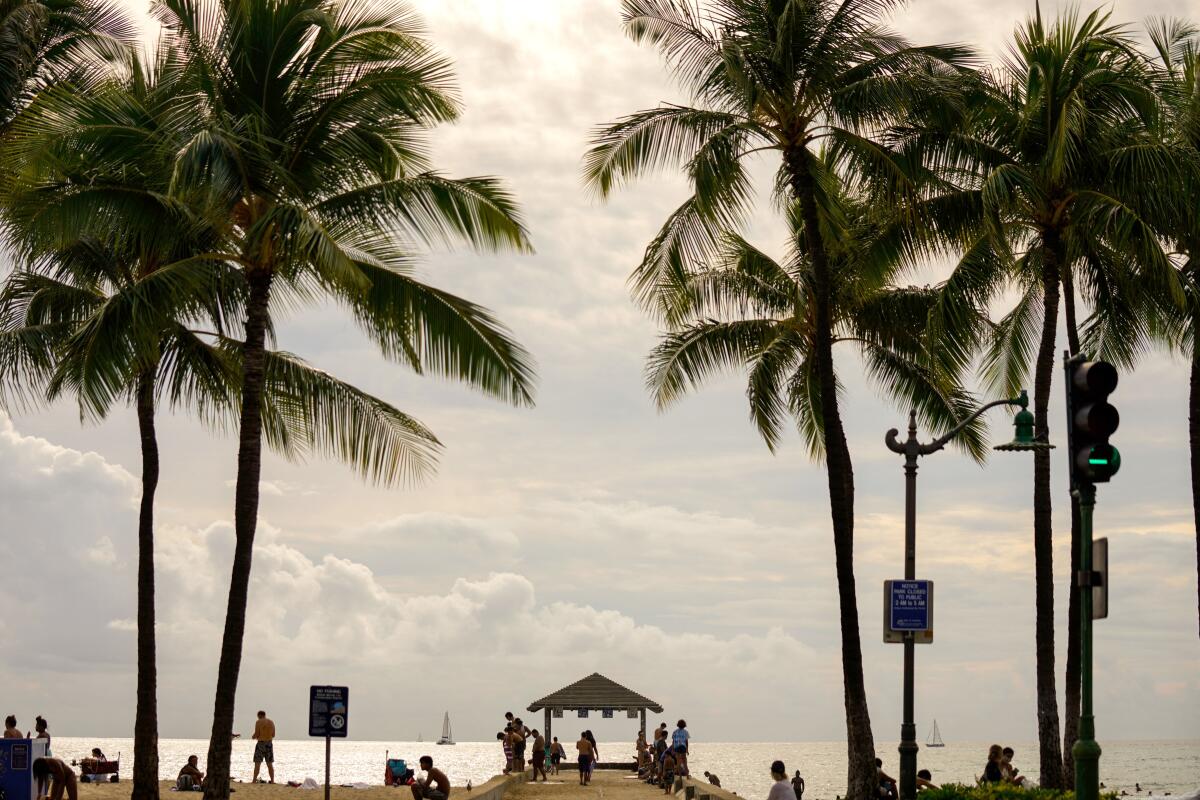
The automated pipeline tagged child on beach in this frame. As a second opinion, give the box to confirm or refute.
[661,749,677,793]
[498,731,512,774]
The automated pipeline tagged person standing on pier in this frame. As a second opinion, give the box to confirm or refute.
[530,729,547,782]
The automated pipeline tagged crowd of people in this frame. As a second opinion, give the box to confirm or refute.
[4,715,53,752]
[637,720,691,792]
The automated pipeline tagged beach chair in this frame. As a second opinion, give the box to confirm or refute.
[80,755,120,783]
[385,753,412,787]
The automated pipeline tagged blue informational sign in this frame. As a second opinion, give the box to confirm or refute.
[889,580,931,631]
[309,685,349,738]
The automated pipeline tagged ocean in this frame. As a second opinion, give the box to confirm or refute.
[52,738,1199,799]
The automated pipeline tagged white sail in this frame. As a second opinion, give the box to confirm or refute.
[436,712,455,745]
[926,719,945,747]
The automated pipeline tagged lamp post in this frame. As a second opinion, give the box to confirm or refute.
[885,390,1051,800]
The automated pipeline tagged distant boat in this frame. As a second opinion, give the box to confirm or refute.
[436,712,455,746]
[417,733,422,743]
[926,720,945,747]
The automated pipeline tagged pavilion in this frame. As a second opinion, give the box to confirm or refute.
[527,672,663,744]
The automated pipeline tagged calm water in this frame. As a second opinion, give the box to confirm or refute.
[54,738,1199,799]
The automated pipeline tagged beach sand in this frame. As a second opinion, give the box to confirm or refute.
[76,770,665,800]
[78,775,508,800]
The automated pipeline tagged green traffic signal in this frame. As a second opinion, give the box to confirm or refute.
[1078,444,1120,481]
[1064,355,1120,487]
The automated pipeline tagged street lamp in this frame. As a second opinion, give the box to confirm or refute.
[884,389,1051,800]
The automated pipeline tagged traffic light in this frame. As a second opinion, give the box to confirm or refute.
[1064,354,1120,485]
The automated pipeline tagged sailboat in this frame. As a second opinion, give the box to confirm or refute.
[436,712,455,746]
[926,719,945,748]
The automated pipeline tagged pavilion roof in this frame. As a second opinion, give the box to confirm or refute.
[527,672,663,713]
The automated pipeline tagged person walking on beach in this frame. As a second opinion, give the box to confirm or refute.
[792,770,805,800]
[32,758,76,800]
[4,716,20,738]
[530,729,547,782]
[584,730,599,781]
[410,756,449,800]
[576,732,595,786]
[551,737,564,775]
[252,710,276,783]
[767,761,793,800]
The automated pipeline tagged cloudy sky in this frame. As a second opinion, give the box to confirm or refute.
[1,0,1198,747]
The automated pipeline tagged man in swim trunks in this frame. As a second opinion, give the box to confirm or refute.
[410,756,449,800]
[530,729,547,782]
[576,733,594,786]
[32,758,77,800]
[550,737,564,774]
[252,710,276,783]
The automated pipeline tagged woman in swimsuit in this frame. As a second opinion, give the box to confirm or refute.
[33,758,77,800]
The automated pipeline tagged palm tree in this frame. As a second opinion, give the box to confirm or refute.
[0,0,131,133]
[646,189,987,460]
[0,48,449,800]
[585,2,974,796]
[899,7,1172,785]
[1138,19,1200,639]
[138,1,536,795]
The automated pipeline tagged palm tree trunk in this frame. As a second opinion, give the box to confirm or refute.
[203,270,274,800]
[1033,232,1064,789]
[787,145,876,800]
[132,370,160,800]
[1191,319,1200,640]
[1061,273,1081,789]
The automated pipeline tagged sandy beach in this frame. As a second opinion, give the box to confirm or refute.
[74,770,686,800]
[77,775,509,800]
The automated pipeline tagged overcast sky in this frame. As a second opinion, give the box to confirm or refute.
[1,0,1198,746]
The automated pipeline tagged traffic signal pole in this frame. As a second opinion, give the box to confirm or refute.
[1064,352,1119,800]
[1074,482,1100,800]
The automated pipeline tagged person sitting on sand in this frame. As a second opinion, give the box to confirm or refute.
[916,770,938,791]
[792,770,805,800]
[576,733,595,786]
[76,750,109,783]
[3,716,20,739]
[178,755,205,791]
[704,772,722,788]
[981,745,1004,784]
[411,756,449,800]
[1000,747,1026,786]
[530,729,547,782]
[768,761,793,800]
[876,759,897,800]
[32,757,76,800]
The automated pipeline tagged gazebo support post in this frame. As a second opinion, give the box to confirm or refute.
[639,708,646,738]
[544,707,551,748]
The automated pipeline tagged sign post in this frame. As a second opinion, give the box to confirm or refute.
[309,686,349,800]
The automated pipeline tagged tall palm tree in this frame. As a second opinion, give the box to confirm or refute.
[1139,19,1200,639]
[901,7,1171,785]
[0,48,447,800]
[585,2,972,796]
[139,1,537,795]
